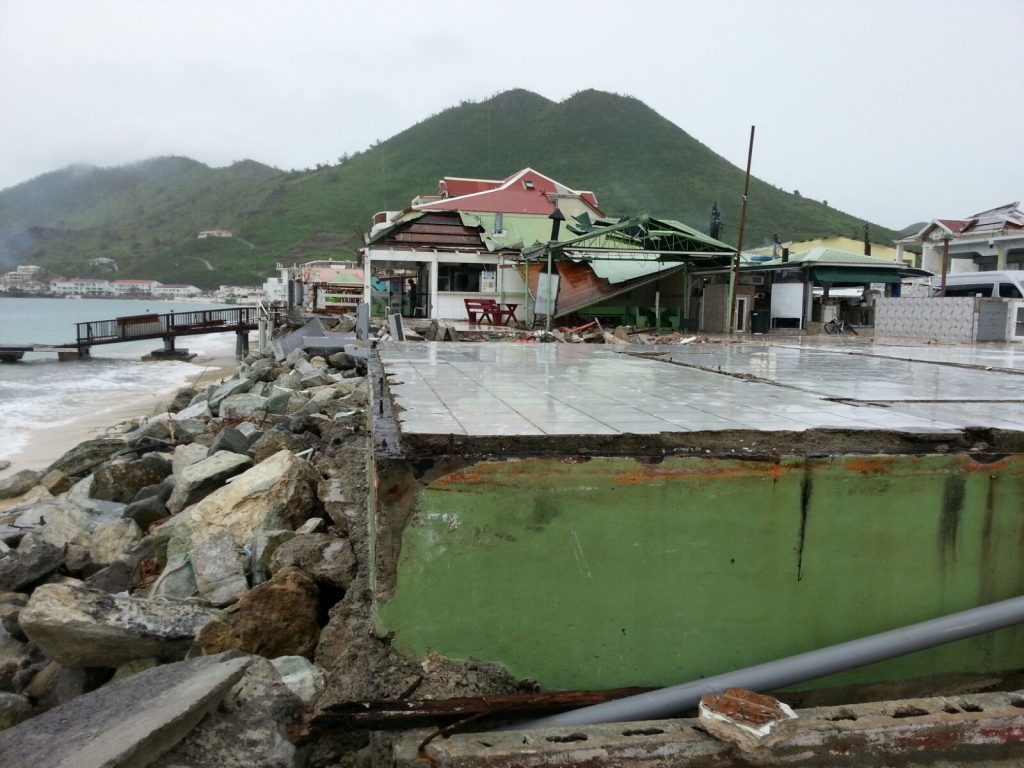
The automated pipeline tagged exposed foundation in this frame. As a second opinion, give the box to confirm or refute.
[369,341,1024,696]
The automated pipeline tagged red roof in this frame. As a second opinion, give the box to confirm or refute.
[418,168,602,216]
[936,219,971,235]
[439,177,502,197]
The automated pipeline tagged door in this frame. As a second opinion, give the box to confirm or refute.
[735,297,748,332]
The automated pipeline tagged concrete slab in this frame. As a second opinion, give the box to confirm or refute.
[379,341,1023,439]
[371,340,1024,694]
[0,652,253,768]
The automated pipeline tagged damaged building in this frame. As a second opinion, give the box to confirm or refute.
[361,168,735,326]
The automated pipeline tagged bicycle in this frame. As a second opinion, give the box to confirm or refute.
[823,317,858,335]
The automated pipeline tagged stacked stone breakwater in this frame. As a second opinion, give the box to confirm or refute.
[0,330,523,768]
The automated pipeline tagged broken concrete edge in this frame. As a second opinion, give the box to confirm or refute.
[0,652,254,768]
[374,424,1024,464]
[369,352,403,460]
[392,687,1024,767]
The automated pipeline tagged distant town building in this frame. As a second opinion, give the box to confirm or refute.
[87,257,118,271]
[152,283,202,298]
[263,267,291,305]
[215,284,264,303]
[198,230,233,239]
[49,278,111,296]
[110,279,162,295]
[0,265,45,292]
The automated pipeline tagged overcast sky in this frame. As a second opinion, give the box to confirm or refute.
[1,0,1021,229]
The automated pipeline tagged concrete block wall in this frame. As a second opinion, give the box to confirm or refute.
[875,297,977,341]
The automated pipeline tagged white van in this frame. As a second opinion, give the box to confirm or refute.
[933,270,1024,299]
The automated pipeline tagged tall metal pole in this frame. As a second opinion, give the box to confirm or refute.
[727,126,756,334]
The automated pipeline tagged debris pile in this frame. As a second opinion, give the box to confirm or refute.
[0,339,523,766]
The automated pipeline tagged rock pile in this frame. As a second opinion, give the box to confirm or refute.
[0,339,525,766]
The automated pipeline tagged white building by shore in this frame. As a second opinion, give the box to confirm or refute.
[49,278,111,295]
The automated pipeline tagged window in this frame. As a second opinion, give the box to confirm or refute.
[945,285,989,297]
[437,264,491,292]
[998,283,1023,299]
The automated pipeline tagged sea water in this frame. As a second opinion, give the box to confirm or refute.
[0,297,241,466]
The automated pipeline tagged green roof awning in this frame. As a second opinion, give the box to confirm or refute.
[811,267,902,284]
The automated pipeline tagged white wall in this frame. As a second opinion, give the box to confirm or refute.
[875,297,978,341]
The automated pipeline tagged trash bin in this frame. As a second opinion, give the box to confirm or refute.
[751,310,770,334]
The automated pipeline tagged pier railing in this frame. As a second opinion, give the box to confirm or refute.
[74,307,265,347]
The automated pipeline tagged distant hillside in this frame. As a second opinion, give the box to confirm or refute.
[0,90,900,288]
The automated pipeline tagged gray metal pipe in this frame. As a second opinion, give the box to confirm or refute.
[518,595,1024,730]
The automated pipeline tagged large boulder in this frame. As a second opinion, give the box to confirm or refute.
[0,593,28,641]
[123,495,170,532]
[173,450,318,553]
[88,518,142,567]
[270,655,327,705]
[21,661,111,713]
[207,377,254,412]
[166,451,254,515]
[208,426,251,456]
[36,469,71,496]
[248,429,311,463]
[172,442,209,476]
[300,371,333,389]
[264,387,307,415]
[190,531,249,607]
[244,357,279,383]
[34,500,121,551]
[0,691,31,730]
[0,626,38,692]
[272,369,303,391]
[0,652,254,768]
[270,534,357,590]
[327,351,357,371]
[192,567,319,659]
[90,453,172,503]
[166,386,197,414]
[0,471,39,501]
[46,437,126,478]
[19,583,221,667]
[0,539,63,592]
[171,400,212,421]
[151,658,303,768]
[219,393,268,419]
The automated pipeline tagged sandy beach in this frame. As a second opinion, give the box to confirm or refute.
[1,353,240,477]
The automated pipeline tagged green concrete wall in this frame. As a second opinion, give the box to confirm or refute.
[375,454,1024,691]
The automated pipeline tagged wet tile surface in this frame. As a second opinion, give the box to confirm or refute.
[376,342,1022,437]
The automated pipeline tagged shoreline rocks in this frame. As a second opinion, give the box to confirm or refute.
[0,316,523,766]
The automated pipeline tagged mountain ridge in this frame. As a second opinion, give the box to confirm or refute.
[0,90,901,288]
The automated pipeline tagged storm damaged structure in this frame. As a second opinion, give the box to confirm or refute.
[361,168,735,323]
[367,339,1024,706]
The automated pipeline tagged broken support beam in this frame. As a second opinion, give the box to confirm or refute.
[310,687,653,730]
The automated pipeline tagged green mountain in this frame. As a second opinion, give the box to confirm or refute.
[0,89,901,288]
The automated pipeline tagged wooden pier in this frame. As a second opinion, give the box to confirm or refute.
[0,306,276,362]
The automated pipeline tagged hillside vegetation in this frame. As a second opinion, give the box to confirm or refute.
[0,90,900,288]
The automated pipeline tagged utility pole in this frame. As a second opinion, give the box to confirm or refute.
[727,126,755,335]
[545,207,565,332]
